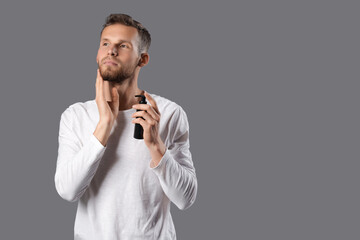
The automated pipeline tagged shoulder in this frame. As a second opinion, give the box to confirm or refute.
[149,93,186,118]
[149,92,189,129]
[61,99,97,121]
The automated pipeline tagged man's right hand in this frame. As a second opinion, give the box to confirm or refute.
[93,69,119,146]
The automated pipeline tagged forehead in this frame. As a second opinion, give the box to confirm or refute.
[100,24,139,43]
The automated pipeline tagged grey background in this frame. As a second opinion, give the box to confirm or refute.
[0,0,358,239]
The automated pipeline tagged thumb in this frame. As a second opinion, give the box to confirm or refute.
[112,87,118,98]
[110,87,119,111]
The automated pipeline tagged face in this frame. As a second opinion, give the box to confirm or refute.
[97,24,141,83]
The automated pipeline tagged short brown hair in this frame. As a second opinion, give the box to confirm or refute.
[101,13,151,54]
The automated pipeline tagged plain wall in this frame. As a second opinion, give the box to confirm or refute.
[0,0,358,239]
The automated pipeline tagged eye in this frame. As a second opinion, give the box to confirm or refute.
[120,44,128,48]
[102,42,109,46]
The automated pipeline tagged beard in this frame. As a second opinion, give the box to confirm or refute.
[98,58,137,84]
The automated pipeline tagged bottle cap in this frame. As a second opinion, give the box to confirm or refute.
[135,95,147,104]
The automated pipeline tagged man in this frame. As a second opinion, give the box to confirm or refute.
[54,13,197,240]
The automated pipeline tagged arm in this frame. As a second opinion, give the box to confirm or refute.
[132,97,198,210]
[54,108,106,202]
[54,69,119,202]
[151,107,197,210]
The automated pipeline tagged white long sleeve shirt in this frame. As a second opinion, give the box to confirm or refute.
[54,93,197,240]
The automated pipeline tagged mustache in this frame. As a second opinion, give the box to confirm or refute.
[101,57,120,65]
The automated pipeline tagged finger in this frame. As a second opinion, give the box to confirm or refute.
[96,69,105,100]
[95,69,100,99]
[132,111,158,125]
[112,87,119,103]
[132,117,149,130]
[109,87,119,112]
[144,91,160,115]
[132,104,160,122]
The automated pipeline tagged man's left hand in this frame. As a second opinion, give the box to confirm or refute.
[132,91,166,167]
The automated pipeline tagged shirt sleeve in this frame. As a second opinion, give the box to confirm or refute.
[54,107,106,202]
[151,106,198,210]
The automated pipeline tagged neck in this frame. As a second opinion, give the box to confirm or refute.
[109,72,144,111]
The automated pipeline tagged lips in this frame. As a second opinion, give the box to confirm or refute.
[103,61,118,66]
[102,58,119,66]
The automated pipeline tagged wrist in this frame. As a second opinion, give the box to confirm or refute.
[150,141,166,155]
[93,121,113,147]
[98,118,113,127]
[149,142,166,168]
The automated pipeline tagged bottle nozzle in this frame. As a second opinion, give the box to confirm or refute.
[135,95,147,104]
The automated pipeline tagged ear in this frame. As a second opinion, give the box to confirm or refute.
[138,53,149,67]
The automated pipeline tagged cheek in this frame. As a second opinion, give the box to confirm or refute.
[97,49,106,62]
[96,53,100,63]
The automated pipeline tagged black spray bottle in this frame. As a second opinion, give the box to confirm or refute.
[134,95,147,139]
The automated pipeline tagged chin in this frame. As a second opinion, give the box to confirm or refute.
[100,68,117,80]
[102,73,118,82]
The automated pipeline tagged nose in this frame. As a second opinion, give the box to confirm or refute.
[108,46,118,56]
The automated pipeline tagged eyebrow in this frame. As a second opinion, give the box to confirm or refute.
[101,38,133,46]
